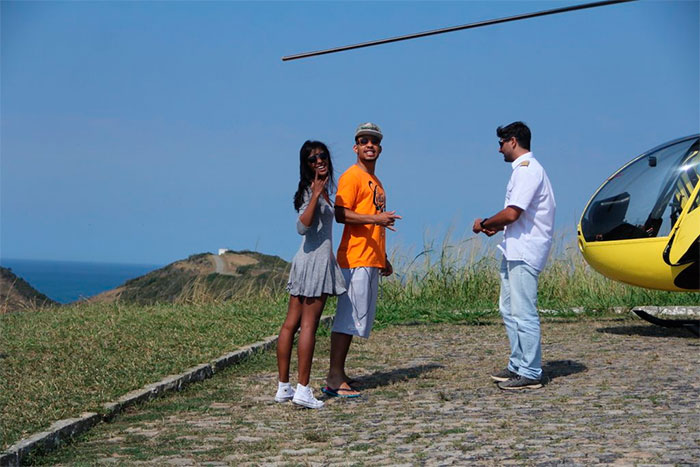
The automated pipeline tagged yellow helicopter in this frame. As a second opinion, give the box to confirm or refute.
[283,0,699,333]
[577,135,699,331]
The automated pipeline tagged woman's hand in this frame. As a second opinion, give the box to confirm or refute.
[310,169,328,199]
[298,170,327,229]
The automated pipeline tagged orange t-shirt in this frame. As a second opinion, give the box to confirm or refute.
[335,164,387,269]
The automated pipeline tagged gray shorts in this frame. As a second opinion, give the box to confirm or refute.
[332,267,379,338]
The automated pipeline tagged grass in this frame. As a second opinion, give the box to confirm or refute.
[0,297,293,450]
[1,236,697,451]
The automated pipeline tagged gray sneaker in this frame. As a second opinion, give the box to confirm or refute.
[490,368,518,382]
[497,375,543,390]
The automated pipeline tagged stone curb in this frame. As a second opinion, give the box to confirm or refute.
[211,336,277,374]
[538,306,700,316]
[102,363,214,420]
[1,315,335,466]
[0,412,101,467]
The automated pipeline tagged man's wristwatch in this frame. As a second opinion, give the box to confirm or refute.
[480,218,489,230]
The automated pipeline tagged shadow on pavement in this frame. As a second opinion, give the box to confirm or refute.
[542,359,587,384]
[353,363,443,390]
[597,324,699,339]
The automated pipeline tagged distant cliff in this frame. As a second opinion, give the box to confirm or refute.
[89,250,290,305]
[0,267,58,312]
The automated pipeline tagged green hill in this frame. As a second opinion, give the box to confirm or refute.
[0,267,57,312]
[90,250,290,305]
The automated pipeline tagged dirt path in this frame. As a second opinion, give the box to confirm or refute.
[45,318,699,465]
[211,255,226,275]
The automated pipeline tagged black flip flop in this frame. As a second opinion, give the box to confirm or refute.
[321,386,361,398]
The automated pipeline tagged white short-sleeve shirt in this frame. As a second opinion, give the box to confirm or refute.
[497,152,556,272]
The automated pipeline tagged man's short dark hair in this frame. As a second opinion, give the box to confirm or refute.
[497,121,531,150]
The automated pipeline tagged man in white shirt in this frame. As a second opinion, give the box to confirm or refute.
[472,121,556,390]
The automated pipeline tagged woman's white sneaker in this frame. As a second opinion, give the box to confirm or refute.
[274,382,295,402]
[292,384,324,409]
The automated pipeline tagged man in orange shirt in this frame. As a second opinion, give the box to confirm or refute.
[323,122,402,398]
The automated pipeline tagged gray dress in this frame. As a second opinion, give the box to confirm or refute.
[287,189,347,297]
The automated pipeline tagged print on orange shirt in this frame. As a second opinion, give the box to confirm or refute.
[335,165,387,269]
[368,180,386,213]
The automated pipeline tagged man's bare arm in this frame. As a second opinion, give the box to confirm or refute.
[335,206,402,231]
[473,206,522,236]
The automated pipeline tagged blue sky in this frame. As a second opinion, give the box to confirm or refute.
[2,0,698,266]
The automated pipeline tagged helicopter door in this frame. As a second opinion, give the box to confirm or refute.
[663,142,700,265]
[663,197,700,290]
[661,143,700,289]
[664,190,700,266]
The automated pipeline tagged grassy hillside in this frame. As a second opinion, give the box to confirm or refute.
[91,250,290,305]
[0,267,57,313]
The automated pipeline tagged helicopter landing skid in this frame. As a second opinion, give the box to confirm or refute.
[632,309,700,337]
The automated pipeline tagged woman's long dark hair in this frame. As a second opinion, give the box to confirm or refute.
[293,140,336,211]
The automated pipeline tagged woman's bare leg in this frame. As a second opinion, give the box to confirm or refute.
[277,296,302,383]
[297,295,327,386]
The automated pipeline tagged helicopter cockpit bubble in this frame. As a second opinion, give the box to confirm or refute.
[580,136,700,243]
[578,134,700,292]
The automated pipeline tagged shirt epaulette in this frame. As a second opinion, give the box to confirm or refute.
[517,160,530,168]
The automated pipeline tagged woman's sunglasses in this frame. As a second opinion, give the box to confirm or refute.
[307,152,329,164]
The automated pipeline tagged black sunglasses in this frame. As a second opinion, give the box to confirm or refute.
[499,137,514,147]
[307,152,329,164]
[358,136,380,146]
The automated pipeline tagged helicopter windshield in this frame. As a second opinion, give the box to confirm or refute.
[581,136,700,242]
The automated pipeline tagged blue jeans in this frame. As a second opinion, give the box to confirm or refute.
[499,258,542,380]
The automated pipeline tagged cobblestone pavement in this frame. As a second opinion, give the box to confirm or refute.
[47,318,699,466]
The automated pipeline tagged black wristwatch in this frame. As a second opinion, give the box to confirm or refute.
[480,218,489,230]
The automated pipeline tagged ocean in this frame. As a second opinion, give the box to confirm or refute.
[0,258,161,304]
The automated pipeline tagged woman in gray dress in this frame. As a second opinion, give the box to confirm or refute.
[275,140,346,409]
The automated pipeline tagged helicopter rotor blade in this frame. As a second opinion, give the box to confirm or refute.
[282,0,638,62]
